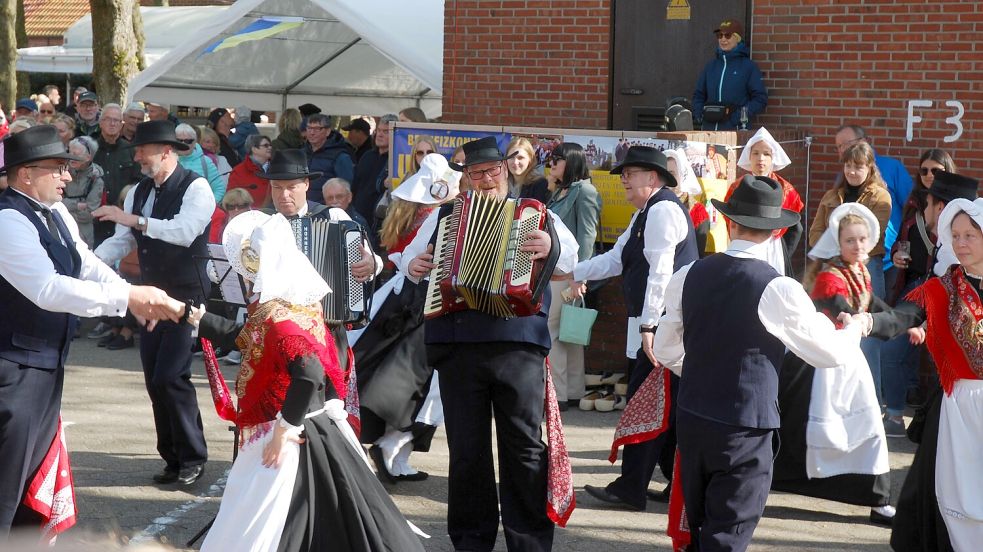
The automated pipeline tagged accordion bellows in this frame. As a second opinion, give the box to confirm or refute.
[425,191,559,319]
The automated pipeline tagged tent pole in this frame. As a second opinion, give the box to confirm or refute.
[281,94,287,114]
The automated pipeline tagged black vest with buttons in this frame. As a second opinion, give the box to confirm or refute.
[0,189,81,369]
[621,187,699,317]
[130,164,210,301]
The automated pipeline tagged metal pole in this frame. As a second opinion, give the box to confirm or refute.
[803,135,813,275]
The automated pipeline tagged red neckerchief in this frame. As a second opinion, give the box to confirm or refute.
[826,258,872,313]
[544,360,575,526]
[391,205,436,255]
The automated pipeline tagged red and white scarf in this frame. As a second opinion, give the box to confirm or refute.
[22,418,77,543]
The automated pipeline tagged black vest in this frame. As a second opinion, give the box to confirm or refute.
[621,187,699,317]
[130,165,210,300]
[0,190,81,369]
[678,253,784,429]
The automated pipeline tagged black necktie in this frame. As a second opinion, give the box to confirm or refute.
[34,205,63,245]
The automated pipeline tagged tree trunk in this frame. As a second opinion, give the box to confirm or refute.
[133,4,146,71]
[0,0,16,112]
[90,0,145,105]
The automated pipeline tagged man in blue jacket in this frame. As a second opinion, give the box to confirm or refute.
[303,114,354,202]
[692,19,769,131]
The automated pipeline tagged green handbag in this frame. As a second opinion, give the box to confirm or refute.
[558,297,599,346]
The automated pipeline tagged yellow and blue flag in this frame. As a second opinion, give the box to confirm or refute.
[202,17,304,55]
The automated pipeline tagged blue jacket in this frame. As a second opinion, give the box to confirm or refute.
[177,144,226,202]
[229,121,260,160]
[692,42,768,131]
[305,132,355,201]
[876,152,914,271]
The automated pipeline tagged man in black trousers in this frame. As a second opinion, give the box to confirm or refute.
[94,121,215,486]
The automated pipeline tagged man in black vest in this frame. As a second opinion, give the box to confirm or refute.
[405,136,579,552]
[567,146,698,511]
[0,126,183,538]
[654,175,868,551]
[93,121,216,486]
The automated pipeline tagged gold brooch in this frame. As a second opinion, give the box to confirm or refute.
[240,239,260,274]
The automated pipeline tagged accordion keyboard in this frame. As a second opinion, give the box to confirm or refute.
[424,201,461,317]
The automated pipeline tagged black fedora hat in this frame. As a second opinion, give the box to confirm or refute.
[449,136,517,171]
[711,174,800,230]
[927,170,978,204]
[609,146,678,188]
[2,125,81,171]
[128,120,190,151]
[257,149,323,181]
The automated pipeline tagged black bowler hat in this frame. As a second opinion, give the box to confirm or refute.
[2,125,81,171]
[927,170,979,204]
[257,149,322,180]
[609,145,678,188]
[711,174,800,230]
[449,136,517,171]
[127,120,191,151]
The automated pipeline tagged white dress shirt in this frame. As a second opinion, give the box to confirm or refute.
[653,239,863,375]
[571,193,690,356]
[94,172,216,265]
[0,189,130,317]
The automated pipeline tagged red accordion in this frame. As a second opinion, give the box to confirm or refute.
[424,191,559,319]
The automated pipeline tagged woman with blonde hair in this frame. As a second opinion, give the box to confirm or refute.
[273,108,304,151]
[51,113,76,146]
[406,137,436,178]
[506,137,549,202]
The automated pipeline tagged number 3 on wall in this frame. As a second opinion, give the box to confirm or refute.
[907,100,964,143]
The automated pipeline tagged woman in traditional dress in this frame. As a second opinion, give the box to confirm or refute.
[350,153,461,482]
[188,211,424,552]
[774,203,920,525]
[893,192,983,552]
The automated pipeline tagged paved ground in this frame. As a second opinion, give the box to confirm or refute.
[30,329,913,550]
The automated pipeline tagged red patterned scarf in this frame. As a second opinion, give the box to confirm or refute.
[544,360,575,527]
[609,362,672,463]
[22,419,77,543]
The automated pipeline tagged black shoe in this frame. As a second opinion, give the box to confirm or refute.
[97,332,118,347]
[152,467,179,484]
[368,446,397,484]
[106,334,134,350]
[558,402,569,412]
[646,485,671,503]
[584,484,644,511]
[394,471,430,482]
[869,508,894,527]
[177,464,205,486]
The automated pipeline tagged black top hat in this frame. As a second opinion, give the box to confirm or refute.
[448,136,517,171]
[2,125,81,171]
[256,149,322,181]
[711,174,800,230]
[127,120,191,151]
[609,146,678,188]
[927,170,979,204]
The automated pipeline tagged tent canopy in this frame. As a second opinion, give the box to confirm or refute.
[16,6,229,74]
[128,0,443,116]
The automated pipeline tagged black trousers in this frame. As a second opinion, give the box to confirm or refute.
[676,409,776,552]
[0,359,62,538]
[140,320,207,470]
[430,342,554,552]
[606,351,677,509]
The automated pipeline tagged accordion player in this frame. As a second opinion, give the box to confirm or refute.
[289,217,373,328]
[424,191,560,319]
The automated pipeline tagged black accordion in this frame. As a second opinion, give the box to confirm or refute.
[289,217,372,328]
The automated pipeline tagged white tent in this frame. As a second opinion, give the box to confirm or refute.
[128,0,443,116]
[16,7,229,74]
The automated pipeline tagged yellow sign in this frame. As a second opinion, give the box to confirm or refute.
[667,0,691,20]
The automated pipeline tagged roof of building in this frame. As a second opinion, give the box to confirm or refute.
[23,0,90,38]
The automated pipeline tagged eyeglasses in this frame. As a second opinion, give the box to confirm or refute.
[178,138,196,144]
[715,32,734,39]
[620,169,653,180]
[27,164,70,176]
[920,167,940,176]
[306,125,327,132]
[256,143,273,149]
[466,163,504,180]
[415,149,435,158]
[430,180,449,200]
[101,117,123,125]
[39,109,55,115]
[548,156,565,166]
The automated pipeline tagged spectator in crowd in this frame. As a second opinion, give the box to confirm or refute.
[64,136,105,247]
[93,104,142,245]
[0,104,9,138]
[321,177,368,228]
[14,99,38,122]
[303,113,354,202]
[7,119,37,134]
[95,184,141,351]
[51,113,76,147]
[351,114,396,236]
[297,103,321,118]
[665,148,711,256]
[228,105,260,160]
[408,137,437,177]
[122,102,146,142]
[37,102,56,120]
[506,137,550,203]
[206,108,241,166]
[42,84,60,108]
[74,92,101,137]
[196,126,233,187]
[227,133,273,208]
[174,124,225,202]
[544,143,601,409]
[343,118,373,163]
[64,86,86,118]
[398,107,427,123]
[835,124,914,276]
[272,107,304,151]
[208,187,253,244]
[692,19,768,131]
[144,101,179,125]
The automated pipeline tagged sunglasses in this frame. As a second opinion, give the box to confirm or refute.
[178,138,196,144]
[415,149,435,157]
[919,167,940,176]
[548,155,565,166]
[226,204,252,211]
[715,32,735,39]
[39,110,55,115]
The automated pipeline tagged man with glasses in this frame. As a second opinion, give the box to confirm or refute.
[566,145,699,511]
[0,126,184,537]
[121,103,146,142]
[351,114,397,242]
[74,92,101,138]
[37,102,57,119]
[321,177,369,229]
[404,136,580,551]
[303,113,354,202]
[93,104,142,245]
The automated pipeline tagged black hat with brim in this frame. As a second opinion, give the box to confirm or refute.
[711,174,800,230]
[449,136,518,171]
[127,120,191,151]
[2,125,82,171]
[256,149,323,181]
[927,170,979,204]
[609,146,678,188]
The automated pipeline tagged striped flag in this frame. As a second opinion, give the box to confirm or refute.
[201,17,304,55]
